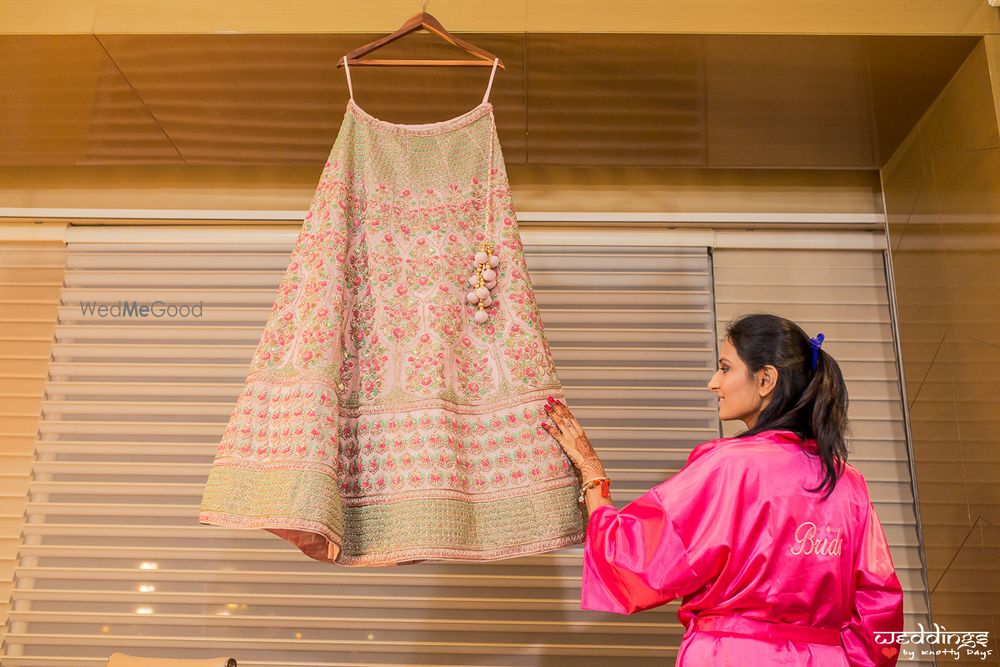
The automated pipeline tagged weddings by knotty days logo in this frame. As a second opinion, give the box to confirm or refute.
[877,623,994,661]
[79,300,204,318]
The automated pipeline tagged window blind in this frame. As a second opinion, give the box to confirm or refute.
[2,231,718,666]
[713,247,932,667]
[0,242,66,649]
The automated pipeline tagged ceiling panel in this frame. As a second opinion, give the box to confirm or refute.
[867,36,981,163]
[100,33,528,165]
[705,35,876,168]
[0,35,179,166]
[525,34,706,166]
[0,33,981,169]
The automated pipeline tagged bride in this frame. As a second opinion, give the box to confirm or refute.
[542,312,905,667]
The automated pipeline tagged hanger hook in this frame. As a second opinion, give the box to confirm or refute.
[422,0,429,11]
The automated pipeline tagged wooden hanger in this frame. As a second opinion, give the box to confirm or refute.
[338,10,504,68]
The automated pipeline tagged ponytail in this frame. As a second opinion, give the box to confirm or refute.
[725,314,850,500]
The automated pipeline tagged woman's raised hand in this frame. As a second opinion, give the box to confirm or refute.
[542,397,605,479]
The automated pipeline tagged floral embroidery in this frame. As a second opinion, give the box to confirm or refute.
[455,335,496,401]
[201,104,582,566]
[503,324,558,387]
[405,332,448,394]
[382,288,420,345]
[371,231,404,286]
[404,235,449,294]
[427,292,462,341]
[344,233,371,292]
[358,332,388,401]
[332,402,572,498]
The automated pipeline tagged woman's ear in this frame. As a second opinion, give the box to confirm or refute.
[757,365,778,399]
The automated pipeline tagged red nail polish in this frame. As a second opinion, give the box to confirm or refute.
[541,422,548,428]
[547,396,554,404]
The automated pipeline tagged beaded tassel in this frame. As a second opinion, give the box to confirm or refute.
[464,109,500,324]
[465,240,500,323]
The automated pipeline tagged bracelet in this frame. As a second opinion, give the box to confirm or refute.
[578,476,612,503]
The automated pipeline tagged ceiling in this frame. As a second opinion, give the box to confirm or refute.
[0,33,979,169]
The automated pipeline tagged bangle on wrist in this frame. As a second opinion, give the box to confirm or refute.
[578,476,612,503]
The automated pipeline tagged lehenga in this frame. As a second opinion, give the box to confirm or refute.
[199,57,586,566]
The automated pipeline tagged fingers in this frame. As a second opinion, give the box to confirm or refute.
[543,402,570,430]
[553,401,576,422]
[540,421,562,439]
[544,398,581,437]
[542,398,595,469]
[542,419,581,466]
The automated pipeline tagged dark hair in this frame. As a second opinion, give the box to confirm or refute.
[725,313,850,499]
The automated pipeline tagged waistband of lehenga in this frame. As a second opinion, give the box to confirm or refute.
[691,615,842,646]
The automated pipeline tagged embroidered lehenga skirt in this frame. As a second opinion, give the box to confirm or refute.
[198,97,586,566]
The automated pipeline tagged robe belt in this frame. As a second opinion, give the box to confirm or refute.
[692,615,842,646]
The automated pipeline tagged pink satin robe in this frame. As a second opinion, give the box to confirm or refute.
[581,429,904,666]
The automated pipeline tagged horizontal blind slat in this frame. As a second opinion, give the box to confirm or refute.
[11,238,719,665]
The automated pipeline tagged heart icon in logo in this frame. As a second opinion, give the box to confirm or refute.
[882,647,898,658]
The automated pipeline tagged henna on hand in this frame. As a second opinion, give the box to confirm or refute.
[543,400,605,477]
[572,432,598,463]
[578,456,606,480]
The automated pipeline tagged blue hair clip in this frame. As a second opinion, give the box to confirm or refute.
[809,333,825,370]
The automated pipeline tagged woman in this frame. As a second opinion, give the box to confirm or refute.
[542,313,904,666]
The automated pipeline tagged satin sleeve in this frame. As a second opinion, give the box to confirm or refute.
[580,453,741,614]
[840,500,905,666]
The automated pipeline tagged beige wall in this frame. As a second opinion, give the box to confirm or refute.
[882,35,1000,653]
